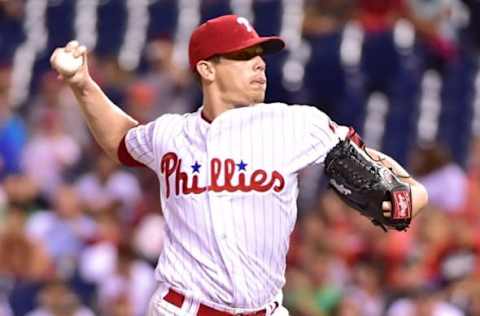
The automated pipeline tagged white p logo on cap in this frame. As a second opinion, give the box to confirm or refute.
[237,17,253,32]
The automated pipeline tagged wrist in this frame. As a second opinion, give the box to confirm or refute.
[69,76,95,95]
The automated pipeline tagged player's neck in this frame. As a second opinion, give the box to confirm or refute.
[201,85,255,121]
[201,103,230,122]
[202,94,238,122]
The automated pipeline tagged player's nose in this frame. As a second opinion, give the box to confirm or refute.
[253,55,266,72]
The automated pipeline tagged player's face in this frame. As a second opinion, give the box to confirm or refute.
[214,45,267,106]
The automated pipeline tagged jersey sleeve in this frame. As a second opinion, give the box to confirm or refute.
[117,120,157,169]
[292,106,350,168]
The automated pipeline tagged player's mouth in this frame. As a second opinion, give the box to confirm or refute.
[251,78,266,85]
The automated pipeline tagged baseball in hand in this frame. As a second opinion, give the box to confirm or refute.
[53,49,83,76]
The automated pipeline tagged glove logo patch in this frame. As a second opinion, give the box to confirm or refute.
[392,191,411,219]
[330,179,352,195]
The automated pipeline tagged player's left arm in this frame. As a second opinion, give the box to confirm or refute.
[296,105,428,227]
[365,148,429,218]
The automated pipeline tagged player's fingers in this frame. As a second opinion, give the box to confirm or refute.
[382,201,392,217]
[382,201,392,211]
[73,45,87,59]
[79,45,89,68]
[64,40,79,52]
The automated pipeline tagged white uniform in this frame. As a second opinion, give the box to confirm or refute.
[121,103,349,314]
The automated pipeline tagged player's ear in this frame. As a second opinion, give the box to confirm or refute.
[196,60,216,82]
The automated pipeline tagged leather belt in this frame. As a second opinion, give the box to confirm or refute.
[164,289,274,316]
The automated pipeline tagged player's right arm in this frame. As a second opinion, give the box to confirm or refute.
[50,41,138,163]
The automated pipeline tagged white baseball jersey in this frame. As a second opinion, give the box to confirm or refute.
[119,103,349,310]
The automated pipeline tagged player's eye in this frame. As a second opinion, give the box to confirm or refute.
[222,47,263,61]
[223,52,251,60]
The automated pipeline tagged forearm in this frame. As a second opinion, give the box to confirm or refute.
[366,148,429,217]
[51,42,139,162]
[70,78,138,161]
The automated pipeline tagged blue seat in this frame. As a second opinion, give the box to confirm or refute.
[26,0,76,99]
[46,0,74,50]
[0,13,24,61]
[201,0,232,22]
[148,0,178,39]
[8,280,43,316]
[362,30,400,93]
[264,50,291,103]
[302,31,367,127]
[380,45,424,165]
[96,0,127,56]
[303,32,344,115]
[437,53,477,167]
[253,0,282,36]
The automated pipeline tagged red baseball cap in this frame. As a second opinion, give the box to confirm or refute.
[188,15,285,71]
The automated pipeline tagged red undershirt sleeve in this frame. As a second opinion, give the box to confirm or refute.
[117,134,147,168]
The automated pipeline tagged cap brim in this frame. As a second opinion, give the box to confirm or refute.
[257,36,286,55]
[218,36,286,56]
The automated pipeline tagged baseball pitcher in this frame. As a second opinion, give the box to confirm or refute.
[50,15,428,316]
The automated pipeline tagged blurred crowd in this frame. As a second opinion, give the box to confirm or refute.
[1,0,480,315]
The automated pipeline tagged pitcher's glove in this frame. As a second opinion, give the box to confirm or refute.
[324,140,412,232]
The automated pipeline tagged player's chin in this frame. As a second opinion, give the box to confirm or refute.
[251,95,265,104]
[250,90,266,103]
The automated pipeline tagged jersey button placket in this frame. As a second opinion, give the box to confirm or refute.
[206,123,236,288]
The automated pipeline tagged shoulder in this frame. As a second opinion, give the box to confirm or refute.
[131,112,191,137]
[122,112,192,163]
[257,102,328,116]
[151,112,189,127]
[288,104,329,118]
[245,102,327,117]
[232,103,333,130]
